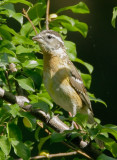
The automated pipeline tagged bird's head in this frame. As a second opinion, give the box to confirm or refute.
[32,30,66,56]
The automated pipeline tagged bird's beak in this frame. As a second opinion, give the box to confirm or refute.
[32,34,39,41]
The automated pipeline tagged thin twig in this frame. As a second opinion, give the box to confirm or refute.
[62,141,93,160]
[22,8,38,35]
[16,151,78,160]
[46,0,50,30]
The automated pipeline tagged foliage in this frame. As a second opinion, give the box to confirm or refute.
[0,0,117,159]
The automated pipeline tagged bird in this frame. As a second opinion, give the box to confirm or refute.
[32,30,94,124]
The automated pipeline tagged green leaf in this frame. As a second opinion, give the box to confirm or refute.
[28,1,46,19]
[16,76,35,92]
[97,154,117,160]
[0,24,17,36]
[89,93,107,107]
[19,111,36,130]
[0,47,16,56]
[0,25,12,40]
[51,132,66,143]
[0,136,11,156]
[101,124,117,141]
[38,96,53,108]
[7,123,22,141]
[73,113,88,127]
[16,45,37,54]
[0,9,23,25]
[1,0,32,7]
[38,135,51,152]
[81,73,91,89]
[57,2,90,14]
[20,18,39,36]
[11,139,30,160]
[74,58,94,74]
[56,15,88,37]
[31,101,50,114]
[64,41,77,60]
[9,104,20,118]
[0,149,5,160]
[111,7,117,28]
[22,60,39,69]
[12,35,34,45]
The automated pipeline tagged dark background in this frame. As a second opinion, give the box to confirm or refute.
[50,0,117,124]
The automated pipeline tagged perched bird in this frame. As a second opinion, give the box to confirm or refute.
[32,30,94,124]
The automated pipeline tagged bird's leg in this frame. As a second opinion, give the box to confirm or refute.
[69,112,79,130]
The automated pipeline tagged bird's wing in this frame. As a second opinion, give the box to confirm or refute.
[68,61,93,112]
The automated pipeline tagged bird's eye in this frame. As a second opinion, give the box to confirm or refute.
[47,35,52,39]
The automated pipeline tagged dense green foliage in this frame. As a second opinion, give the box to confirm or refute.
[0,0,117,159]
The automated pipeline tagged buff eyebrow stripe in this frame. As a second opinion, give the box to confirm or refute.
[46,33,64,45]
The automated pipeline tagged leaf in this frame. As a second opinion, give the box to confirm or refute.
[111,7,117,28]
[89,93,107,107]
[9,104,20,118]
[15,76,35,92]
[0,47,16,56]
[55,15,88,37]
[22,60,39,69]
[19,111,36,130]
[0,136,11,156]
[0,149,5,160]
[11,139,30,160]
[1,0,32,7]
[0,24,17,36]
[16,45,37,54]
[97,154,117,160]
[31,101,50,114]
[20,18,39,36]
[73,113,88,127]
[81,73,91,89]
[57,2,90,14]
[51,132,66,143]
[38,135,51,152]
[38,96,53,108]
[7,123,22,141]
[0,9,23,25]
[12,35,34,45]
[28,1,46,19]
[64,41,77,60]
[101,124,117,141]
[74,58,94,74]
[0,25,12,40]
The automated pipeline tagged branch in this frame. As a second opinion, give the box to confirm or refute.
[46,0,50,30]
[0,87,101,159]
[23,8,38,35]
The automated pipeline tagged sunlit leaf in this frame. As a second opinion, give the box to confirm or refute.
[111,7,117,28]
[15,76,35,92]
[55,15,88,37]
[0,0,32,7]
[0,9,23,25]
[89,93,107,107]
[0,136,11,156]
[57,2,89,14]
[22,60,39,69]
[81,73,91,89]
[11,139,30,160]
[19,111,36,130]
[64,40,77,60]
[74,58,94,74]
